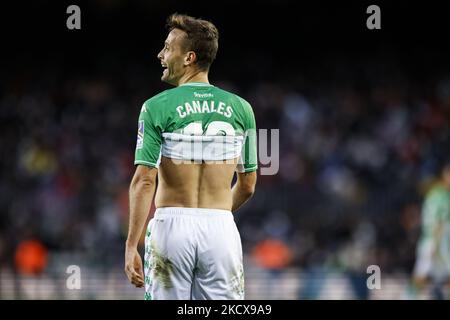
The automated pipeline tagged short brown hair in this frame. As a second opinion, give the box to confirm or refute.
[166,13,219,71]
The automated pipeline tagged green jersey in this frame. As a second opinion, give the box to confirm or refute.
[421,185,450,240]
[134,82,258,173]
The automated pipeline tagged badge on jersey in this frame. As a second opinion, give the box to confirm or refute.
[136,120,144,149]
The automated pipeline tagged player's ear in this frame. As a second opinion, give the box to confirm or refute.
[184,51,197,66]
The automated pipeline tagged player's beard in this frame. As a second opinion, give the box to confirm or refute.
[161,65,181,86]
[161,67,174,84]
[161,68,169,81]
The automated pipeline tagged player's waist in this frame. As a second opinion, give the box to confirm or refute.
[154,206,232,217]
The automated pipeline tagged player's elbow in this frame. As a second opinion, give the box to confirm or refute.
[131,176,155,190]
[238,173,257,198]
[241,184,256,199]
[130,165,157,189]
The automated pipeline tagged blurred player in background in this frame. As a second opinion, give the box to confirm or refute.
[408,156,450,299]
[124,14,258,300]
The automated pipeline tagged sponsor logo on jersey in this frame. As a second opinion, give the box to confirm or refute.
[194,92,214,98]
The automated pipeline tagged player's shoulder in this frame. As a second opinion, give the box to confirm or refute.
[140,89,175,116]
[144,85,201,102]
[216,86,250,103]
[143,90,170,107]
[212,86,254,114]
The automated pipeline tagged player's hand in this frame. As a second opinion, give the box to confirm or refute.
[124,246,145,288]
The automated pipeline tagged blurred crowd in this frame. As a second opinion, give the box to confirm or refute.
[1,51,450,284]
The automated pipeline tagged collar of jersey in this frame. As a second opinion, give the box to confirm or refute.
[179,82,214,87]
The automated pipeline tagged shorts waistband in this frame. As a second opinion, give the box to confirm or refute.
[155,207,232,217]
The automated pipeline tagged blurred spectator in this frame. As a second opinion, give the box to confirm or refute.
[14,239,48,275]
[251,238,292,270]
[1,44,450,287]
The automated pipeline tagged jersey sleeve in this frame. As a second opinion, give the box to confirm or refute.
[236,98,258,173]
[134,98,165,168]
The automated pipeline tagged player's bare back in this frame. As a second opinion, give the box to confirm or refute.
[155,156,238,211]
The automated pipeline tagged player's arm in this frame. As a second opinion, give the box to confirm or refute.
[431,199,446,259]
[125,165,157,287]
[232,171,257,212]
[125,99,164,287]
[432,223,444,258]
[232,97,258,212]
[126,165,157,248]
[424,192,446,259]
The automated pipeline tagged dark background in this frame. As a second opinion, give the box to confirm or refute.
[1,0,450,299]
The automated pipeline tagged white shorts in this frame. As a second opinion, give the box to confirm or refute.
[144,207,244,300]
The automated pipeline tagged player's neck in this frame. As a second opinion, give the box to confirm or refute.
[177,70,209,86]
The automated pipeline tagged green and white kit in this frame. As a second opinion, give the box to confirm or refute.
[414,185,450,281]
[135,82,258,172]
[135,83,257,300]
